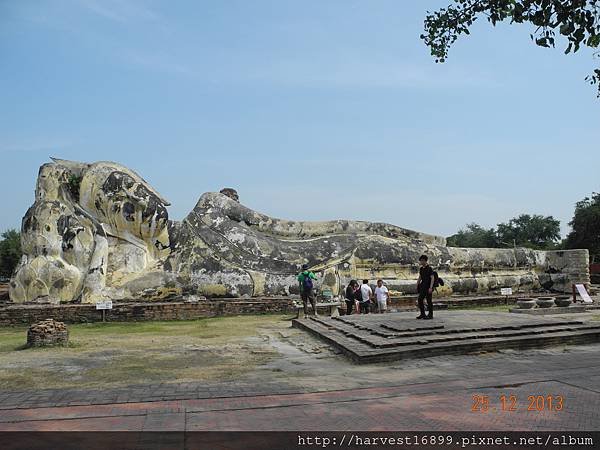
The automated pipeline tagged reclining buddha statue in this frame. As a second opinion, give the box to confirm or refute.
[9,158,589,303]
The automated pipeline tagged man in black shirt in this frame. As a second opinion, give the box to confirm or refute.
[416,254,434,320]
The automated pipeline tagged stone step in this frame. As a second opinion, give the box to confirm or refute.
[330,315,585,338]
[357,329,600,363]
[292,314,600,364]
[292,317,379,354]
[351,324,600,349]
[333,317,445,333]
[377,320,587,337]
[314,317,600,349]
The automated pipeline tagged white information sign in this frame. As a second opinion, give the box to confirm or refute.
[95,300,113,310]
[575,284,593,303]
[500,288,513,296]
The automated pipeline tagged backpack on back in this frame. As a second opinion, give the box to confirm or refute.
[302,272,314,291]
[433,271,444,289]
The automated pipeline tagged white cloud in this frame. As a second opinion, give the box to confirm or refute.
[76,0,159,23]
[245,57,499,90]
[115,49,499,91]
[12,1,498,90]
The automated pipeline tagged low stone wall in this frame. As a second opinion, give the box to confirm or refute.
[0,297,295,326]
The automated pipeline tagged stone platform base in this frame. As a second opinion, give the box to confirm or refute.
[509,306,588,315]
[292,311,600,363]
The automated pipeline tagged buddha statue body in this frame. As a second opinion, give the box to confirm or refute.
[9,159,590,303]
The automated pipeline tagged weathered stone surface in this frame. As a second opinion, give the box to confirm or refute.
[9,158,591,303]
[11,159,171,303]
[26,319,68,347]
[219,188,239,202]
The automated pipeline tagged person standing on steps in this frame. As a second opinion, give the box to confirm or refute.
[359,279,373,314]
[416,255,435,320]
[297,264,317,318]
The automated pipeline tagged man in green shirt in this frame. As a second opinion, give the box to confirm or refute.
[297,264,317,318]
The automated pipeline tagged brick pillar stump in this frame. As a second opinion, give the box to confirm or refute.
[26,319,69,347]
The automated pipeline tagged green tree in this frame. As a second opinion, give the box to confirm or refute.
[447,222,499,247]
[448,214,561,249]
[496,214,561,249]
[422,0,600,96]
[0,229,22,279]
[564,192,600,260]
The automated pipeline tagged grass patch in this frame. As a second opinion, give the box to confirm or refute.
[0,315,287,390]
[0,329,29,352]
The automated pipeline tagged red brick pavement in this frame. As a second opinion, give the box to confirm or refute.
[0,379,597,431]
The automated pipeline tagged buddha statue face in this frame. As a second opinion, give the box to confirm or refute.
[78,162,171,259]
[96,170,168,241]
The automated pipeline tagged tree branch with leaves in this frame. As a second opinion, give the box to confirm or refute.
[422,0,600,96]
[0,229,21,279]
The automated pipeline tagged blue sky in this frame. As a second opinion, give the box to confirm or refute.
[1,0,598,238]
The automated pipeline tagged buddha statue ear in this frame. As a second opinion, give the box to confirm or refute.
[50,157,90,178]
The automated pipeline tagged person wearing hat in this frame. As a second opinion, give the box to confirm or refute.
[297,263,317,318]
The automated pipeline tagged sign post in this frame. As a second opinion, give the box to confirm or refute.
[500,287,513,305]
[95,300,113,322]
